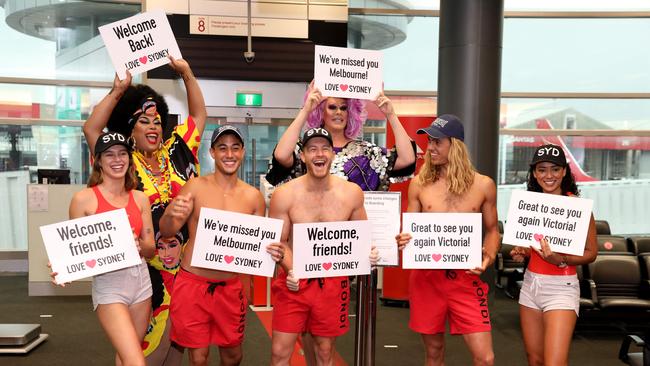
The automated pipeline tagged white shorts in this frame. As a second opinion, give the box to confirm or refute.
[92,259,152,310]
[518,270,580,316]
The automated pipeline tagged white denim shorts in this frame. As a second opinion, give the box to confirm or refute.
[92,259,152,310]
[518,270,580,316]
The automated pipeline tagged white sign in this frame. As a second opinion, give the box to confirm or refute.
[293,220,372,278]
[28,185,48,212]
[40,209,141,284]
[364,192,400,266]
[98,10,183,80]
[191,208,283,277]
[502,190,593,256]
[402,213,483,269]
[314,45,383,100]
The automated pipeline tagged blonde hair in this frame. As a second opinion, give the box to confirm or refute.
[416,138,475,196]
[88,153,138,191]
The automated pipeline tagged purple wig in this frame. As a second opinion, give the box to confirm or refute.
[305,97,368,140]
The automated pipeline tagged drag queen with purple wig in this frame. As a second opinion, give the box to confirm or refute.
[266,82,416,190]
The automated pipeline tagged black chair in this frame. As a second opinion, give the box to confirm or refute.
[497,220,504,234]
[596,235,630,253]
[595,220,612,235]
[495,239,526,299]
[576,265,596,310]
[619,334,650,366]
[587,254,650,310]
[630,237,650,255]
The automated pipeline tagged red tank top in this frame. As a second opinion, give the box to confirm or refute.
[527,192,577,276]
[92,186,143,237]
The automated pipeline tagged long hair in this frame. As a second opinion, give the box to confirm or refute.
[416,138,476,196]
[305,97,367,140]
[107,84,169,139]
[87,152,138,191]
[526,164,580,196]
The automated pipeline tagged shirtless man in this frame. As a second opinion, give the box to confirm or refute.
[159,125,283,366]
[395,115,500,366]
[267,127,378,366]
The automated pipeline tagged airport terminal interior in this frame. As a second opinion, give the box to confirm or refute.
[1,0,650,365]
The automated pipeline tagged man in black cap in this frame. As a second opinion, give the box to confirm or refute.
[395,114,500,366]
[268,127,378,366]
[159,125,280,366]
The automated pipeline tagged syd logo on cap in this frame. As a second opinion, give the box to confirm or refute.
[102,133,127,144]
[307,128,329,137]
[537,146,561,157]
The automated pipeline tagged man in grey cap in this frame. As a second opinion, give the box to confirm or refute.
[395,114,500,366]
[159,125,283,366]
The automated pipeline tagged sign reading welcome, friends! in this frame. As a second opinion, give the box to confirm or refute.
[191,208,283,277]
[314,45,383,100]
[99,10,183,79]
[502,190,593,256]
[292,220,372,279]
[41,209,142,284]
[402,213,483,269]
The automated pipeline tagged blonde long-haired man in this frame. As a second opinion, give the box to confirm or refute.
[396,115,500,366]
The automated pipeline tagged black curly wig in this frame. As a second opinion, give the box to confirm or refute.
[106,84,170,139]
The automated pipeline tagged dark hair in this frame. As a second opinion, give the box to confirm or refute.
[526,163,580,196]
[107,84,169,138]
[87,151,138,191]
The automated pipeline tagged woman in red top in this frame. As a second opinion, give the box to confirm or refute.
[510,144,597,366]
[53,132,155,366]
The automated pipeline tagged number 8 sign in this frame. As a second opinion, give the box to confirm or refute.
[190,16,208,34]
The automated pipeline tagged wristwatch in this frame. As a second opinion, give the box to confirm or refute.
[557,255,569,268]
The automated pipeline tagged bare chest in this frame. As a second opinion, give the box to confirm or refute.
[419,183,484,213]
[288,191,352,224]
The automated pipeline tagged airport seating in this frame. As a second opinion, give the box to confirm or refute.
[586,254,650,310]
[495,241,525,298]
[595,220,612,235]
[596,235,630,253]
[576,264,596,310]
[629,237,650,255]
[619,334,650,366]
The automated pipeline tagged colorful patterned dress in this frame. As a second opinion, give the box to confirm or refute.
[137,116,200,357]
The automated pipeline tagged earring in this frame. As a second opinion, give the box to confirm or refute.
[128,136,137,150]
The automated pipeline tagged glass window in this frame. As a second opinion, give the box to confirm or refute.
[348,16,438,91]
[502,18,650,93]
[1,4,140,81]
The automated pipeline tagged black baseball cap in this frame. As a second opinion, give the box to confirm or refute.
[211,125,244,147]
[530,144,567,167]
[94,132,132,155]
[301,128,333,148]
[416,114,465,141]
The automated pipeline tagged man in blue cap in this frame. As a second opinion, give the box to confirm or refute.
[396,114,500,366]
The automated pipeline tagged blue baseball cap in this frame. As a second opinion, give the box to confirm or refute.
[417,114,465,141]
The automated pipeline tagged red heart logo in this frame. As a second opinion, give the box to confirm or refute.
[432,254,442,262]
[323,262,332,270]
[86,259,96,268]
[139,56,148,64]
[340,84,348,91]
[224,255,234,264]
[603,242,613,250]
[533,234,544,241]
